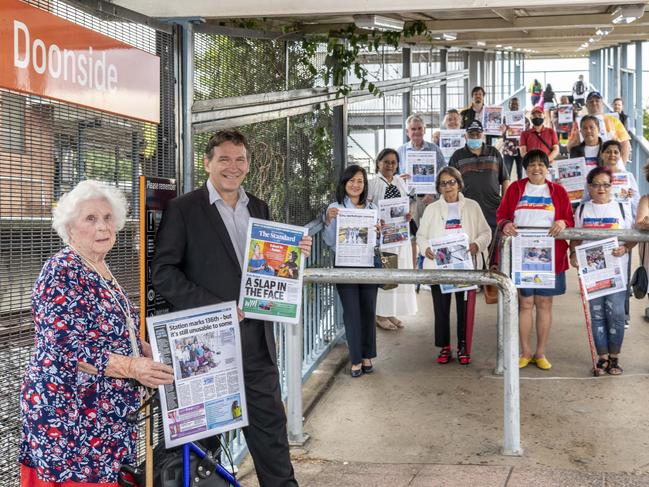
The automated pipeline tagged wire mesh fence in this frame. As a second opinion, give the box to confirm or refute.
[1,1,175,484]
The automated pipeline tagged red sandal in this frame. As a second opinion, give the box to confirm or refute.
[457,342,471,365]
[437,346,452,364]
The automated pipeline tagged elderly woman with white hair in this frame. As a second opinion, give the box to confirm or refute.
[19,180,174,486]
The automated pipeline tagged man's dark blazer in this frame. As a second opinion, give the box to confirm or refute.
[151,184,276,363]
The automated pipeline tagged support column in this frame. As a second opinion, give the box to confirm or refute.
[440,48,448,117]
[332,104,348,176]
[500,51,505,102]
[635,40,643,137]
[402,47,412,142]
[463,51,470,105]
[514,53,522,91]
[613,45,620,97]
[468,51,479,93]
[589,48,599,91]
[179,21,195,194]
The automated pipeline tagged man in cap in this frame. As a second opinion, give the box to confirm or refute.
[519,106,560,162]
[449,120,510,234]
[567,91,631,162]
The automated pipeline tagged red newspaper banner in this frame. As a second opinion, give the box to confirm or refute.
[0,0,160,123]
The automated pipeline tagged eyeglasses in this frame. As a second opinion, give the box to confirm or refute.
[589,183,612,189]
[439,179,458,187]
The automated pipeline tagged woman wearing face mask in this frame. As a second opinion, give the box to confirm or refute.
[497,150,574,370]
[570,166,635,375]
[368,149,418,330]
[501,97,530,180]
[520,106,560,165]
[569,115,604,174]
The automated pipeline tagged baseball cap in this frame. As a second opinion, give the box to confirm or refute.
[466,120,483,133]
[530,106,544,114]
[586,91,602,101]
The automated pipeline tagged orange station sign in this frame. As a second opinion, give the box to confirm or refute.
[0,0,160,123]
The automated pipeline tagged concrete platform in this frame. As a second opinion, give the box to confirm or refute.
[239,268,649,486]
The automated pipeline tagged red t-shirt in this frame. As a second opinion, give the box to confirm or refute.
[520,127,559,155]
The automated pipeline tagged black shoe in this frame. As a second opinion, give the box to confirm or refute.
[351,367,363,378]
[361,363,373,374]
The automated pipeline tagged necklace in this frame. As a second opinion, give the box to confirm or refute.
[70,246,141,358]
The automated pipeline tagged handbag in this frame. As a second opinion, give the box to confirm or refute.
[483,223,505,304]
[630,243,649,299]
[374,247,399,291]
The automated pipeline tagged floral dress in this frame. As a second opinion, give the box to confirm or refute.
[20,247,142,483]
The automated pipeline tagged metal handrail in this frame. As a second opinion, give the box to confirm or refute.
[286,267,522,456]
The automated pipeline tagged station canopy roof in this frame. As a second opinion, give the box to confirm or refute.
[109,0,649,57]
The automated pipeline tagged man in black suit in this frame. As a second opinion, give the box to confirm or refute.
[152,129,311,487]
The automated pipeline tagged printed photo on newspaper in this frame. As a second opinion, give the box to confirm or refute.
[575,237,626,300]
[483,105,503,136]
[428,232,477,294]
[406,151,436,194]
[439,129,466,160]
[239,219,307,324]
[512,229,555,289]
[335,208,378,267]
[557,104,573,125]
[504,110,525,139]
[611,172,631,204]
[556,157,587,203]
[378,197,410,249]
[147,301,247,449]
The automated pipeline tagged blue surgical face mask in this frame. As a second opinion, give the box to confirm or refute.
[466,138,482,150]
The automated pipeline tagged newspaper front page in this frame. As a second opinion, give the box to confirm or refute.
[406,151,436,194]
[576,237,626,300]
[239,219,306,324]
[556,157,587,203]
[557,104,573,124]
[504,110,525,139]
[512,229,555,289]
[483,105,503,136]
[378,197,410,249]
[611,172,631,204]
[439,129,466,160]
[147,302,248,448]
[428,232,477,294]
[335,208,378,267]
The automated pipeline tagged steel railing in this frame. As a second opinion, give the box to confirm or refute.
[289,267,522,456]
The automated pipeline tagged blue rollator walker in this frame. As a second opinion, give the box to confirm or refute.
[182,441,240,487]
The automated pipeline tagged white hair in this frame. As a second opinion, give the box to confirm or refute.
[405,113,427,130]
[52,180,128,244]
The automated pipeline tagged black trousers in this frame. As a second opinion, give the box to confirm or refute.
[431,285,467,348]
[240,319,298,487]
[336,283,378,365]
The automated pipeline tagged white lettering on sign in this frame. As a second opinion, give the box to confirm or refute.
[13,20,118,91]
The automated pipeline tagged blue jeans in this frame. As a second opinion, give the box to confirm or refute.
[589,290,626,355]
[503,153,523,180]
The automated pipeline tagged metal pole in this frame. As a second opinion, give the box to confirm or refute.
[402,47,412,143]
[287,315,308,445]
[499,236,521,456]
[180,21,195,194]
[440,48,448,118]
[635,40,643,139]
[303,267,521,456]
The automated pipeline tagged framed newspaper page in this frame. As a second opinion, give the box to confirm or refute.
[428,232,478,294]
[406,151,437,194]
[511,229,555,289]
[239,218,307,324]
[575,237,626,300]
[335,208,378,267]
[147,301,248,448]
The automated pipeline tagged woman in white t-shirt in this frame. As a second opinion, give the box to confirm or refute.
[569,166,636,375]
[569,115,603,175]
[497,150,575,371]
[417,167,491,365]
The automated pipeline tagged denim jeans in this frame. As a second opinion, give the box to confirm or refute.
[503,154,523,180]
[589,290,626,355]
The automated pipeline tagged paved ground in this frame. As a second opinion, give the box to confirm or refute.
[238,268,649,486]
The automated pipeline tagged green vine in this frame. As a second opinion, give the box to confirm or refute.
[298,20,431,98]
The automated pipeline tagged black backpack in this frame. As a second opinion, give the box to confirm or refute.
[575,80,585,96]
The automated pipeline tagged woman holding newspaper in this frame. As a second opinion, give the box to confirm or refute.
[324,165,379,378]
[497,150,574,370]
[368,148,417,330]
[19,181,174,485]
[570,166,635,375]
[416,167,491,365]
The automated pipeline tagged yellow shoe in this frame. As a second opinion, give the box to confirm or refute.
[535,356,552,370]
[518,356,535,368]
